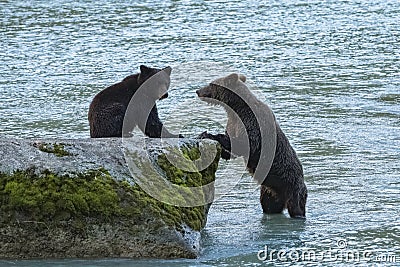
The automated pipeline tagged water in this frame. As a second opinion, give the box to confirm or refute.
[1,0,399,266]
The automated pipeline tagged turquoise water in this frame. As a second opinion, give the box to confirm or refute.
[1,0,399,266]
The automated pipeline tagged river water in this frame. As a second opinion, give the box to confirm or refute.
[1,0,399,266]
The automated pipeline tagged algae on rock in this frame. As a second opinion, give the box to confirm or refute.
[0,137,221,259]
[35,142,72,157]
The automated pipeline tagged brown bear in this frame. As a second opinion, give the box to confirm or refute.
[196,73,307,218]
[88,65,180,138]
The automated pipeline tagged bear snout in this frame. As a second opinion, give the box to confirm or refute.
[196,89,210,98]
[159,92,168,100]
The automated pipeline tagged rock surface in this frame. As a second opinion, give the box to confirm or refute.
[0,138,220,259]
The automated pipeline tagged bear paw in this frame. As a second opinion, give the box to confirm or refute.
[197,131,213,140]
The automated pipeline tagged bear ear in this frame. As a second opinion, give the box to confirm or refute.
[238,74,246,83]
[226,73,239,82]
[140,65,151,75]
[162,66,172,76]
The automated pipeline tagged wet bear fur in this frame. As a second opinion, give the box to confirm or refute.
[197,73,307,218]
[88,65,179,138]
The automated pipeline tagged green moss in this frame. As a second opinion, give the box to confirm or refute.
[37,143,72,157]
[0,142,221,232]
[155,143,221,230]
[0,169,120,222]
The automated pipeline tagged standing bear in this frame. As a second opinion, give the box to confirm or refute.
[197,73,307,218]
[88,65,180,138]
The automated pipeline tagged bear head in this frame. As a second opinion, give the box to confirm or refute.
[137,65,172,101]
[196,73,247,108]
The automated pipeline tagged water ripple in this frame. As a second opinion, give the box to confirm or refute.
[0,0,399,265]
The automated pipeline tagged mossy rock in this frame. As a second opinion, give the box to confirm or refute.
[35,142,72,157]
[0,137,221,259]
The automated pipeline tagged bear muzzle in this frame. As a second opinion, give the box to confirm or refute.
[196,89,211,98]
[159,92,168,100]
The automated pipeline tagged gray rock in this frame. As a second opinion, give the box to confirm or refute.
[0,137,221,259]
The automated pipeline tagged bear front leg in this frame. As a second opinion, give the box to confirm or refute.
[144,106,182,138]
[198,131,232,160]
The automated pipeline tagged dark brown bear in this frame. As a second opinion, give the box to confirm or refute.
[197,73,307,218]
[88,65,179,138]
